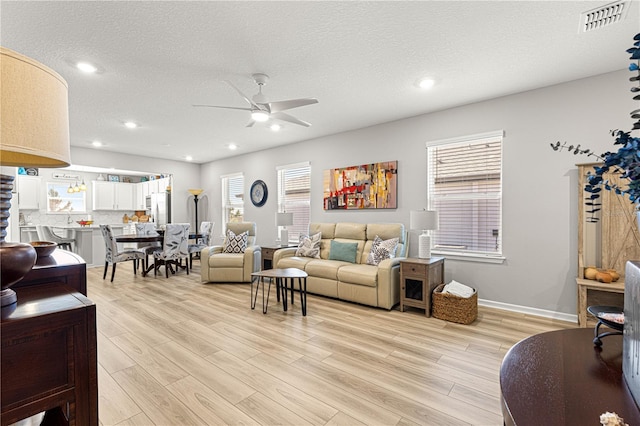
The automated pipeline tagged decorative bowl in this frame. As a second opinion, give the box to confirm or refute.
[77,220,94,227]
[29,241,57,258]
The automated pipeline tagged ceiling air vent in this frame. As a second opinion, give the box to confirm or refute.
[581,1,628,32]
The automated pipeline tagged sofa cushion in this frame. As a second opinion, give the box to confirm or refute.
[305,259,348,280]
[337,264,378,287]
[335,222,366,240]
[208,252,245,268]
[366,236,399,266]
[328,240,358,263]
[278,256,315,270]
[296,232,321,258]
[223,230,248,253]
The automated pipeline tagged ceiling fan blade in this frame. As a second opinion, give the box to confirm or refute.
[271,111,312,127]
[268,98,318,113]
[192,104,252,111]
[223,80,261,109]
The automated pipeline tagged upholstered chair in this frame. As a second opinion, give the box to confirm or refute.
[135,223,162,272]
[201,222,261,283]
[36,225,75,251]
[188,221,215,270]
[153,223,190,278]
[99,224,146,282]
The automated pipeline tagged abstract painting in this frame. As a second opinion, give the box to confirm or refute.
[323,161,397,210]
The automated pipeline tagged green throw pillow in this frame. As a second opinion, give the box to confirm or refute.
[328,241,358,263]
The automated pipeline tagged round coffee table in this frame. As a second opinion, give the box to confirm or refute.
[251,268,308,315]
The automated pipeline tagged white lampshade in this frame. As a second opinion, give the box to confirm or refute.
[410,210,439,231]
[1,47,71,167]
[275,212,294,227]
[410,210,439,259]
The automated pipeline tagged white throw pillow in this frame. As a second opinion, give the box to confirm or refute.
[295,232,322,258]
[366,235,399,266]
[223,229,248,253]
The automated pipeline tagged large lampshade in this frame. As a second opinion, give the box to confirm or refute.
[1,47,71,167]
[410,210,439,259]
[1,46,71,311]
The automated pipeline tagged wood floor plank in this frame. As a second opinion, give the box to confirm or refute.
[207,350,339,425]
[85,262,576,425]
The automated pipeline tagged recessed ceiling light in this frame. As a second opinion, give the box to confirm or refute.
[185,155,193,161]
[124,121,138,129]
[270,124,281,131]
[91,141,102,147]
[228,143,238,150]
[417,78,435,90]
[76,62,97,73]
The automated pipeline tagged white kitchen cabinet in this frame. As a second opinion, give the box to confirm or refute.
[92,181,135,210]
[16,175,41,209]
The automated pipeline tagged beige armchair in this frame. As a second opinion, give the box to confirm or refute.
[200,222,261,283]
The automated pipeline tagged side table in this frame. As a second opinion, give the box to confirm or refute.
[400,257,444,316]
[1,283,98,426]
[261,244,296,270]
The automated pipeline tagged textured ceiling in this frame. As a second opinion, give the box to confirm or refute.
[2,1,639,164]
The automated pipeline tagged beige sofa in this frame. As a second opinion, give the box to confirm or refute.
[273,222,408,309]
[201,222,261,283]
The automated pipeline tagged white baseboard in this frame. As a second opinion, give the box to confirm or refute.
[479,298,578,324]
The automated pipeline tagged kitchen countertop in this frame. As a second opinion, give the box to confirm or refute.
[20,224,130,230]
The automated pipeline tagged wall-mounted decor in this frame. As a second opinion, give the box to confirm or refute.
[323,160,397,210]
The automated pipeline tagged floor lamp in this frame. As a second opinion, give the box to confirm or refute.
[1,47,71,309]
[188,189,204,232]
[275,212,293,244]
[410,210,439,259]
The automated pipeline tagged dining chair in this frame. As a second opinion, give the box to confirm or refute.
[135,222,162,273]
[100,224,146,282]
[188,221,214,270]
[36,225,75,251]
[153,223,190,278]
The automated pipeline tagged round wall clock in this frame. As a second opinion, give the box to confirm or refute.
[250,180,268,207]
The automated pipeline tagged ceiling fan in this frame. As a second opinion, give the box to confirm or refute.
[193,73,318,127]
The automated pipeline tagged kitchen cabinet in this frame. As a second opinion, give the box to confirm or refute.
[16,176,41,210]
[92,181,135,211]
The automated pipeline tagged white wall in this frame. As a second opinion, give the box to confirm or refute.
[200,69,634,316]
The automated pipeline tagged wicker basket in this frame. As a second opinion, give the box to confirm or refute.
[432,283,478,324]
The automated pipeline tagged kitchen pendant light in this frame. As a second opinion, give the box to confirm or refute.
[67,183,74,193]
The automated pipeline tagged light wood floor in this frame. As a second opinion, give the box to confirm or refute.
[85,261,576,426]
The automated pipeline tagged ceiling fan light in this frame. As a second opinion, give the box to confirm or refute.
[251,110,269,122]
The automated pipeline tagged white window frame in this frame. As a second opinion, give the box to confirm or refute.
[277,161,311,243]
[46,182,87,214]
[221,172,244,232]
[426,130,505,264]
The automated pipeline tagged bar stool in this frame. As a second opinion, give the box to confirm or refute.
[36,225,75,251]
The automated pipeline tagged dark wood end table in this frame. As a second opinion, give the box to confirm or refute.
[399,257,444,316]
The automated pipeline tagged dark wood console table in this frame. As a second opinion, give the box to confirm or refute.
[500,328,640,426]
[1,249,97,425]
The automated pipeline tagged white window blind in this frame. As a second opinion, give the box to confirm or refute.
[277,162,311,242]
[221,173,244,230]
[427,131,503,259]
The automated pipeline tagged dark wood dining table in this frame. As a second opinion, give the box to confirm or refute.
[115,232,203,276]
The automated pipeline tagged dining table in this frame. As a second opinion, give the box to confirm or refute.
[115,232,203,276]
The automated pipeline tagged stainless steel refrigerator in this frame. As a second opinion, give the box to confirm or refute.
[146,192,171,226]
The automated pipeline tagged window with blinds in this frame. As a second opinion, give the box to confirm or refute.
[221,173,244,230]
[277,162,311,242]
[427,131,503,259]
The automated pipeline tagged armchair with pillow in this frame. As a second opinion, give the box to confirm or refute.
[200,222,261,283]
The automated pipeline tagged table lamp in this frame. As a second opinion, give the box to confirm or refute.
[275,212,293,244]
[188,189,204,231]
[410,210,439,258]
[1,47,71,309]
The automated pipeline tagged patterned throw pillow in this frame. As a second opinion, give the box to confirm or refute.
[223,229,248,253]
[366,235,399,266]
[295,232,322,258]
